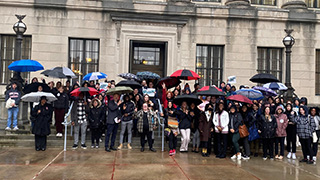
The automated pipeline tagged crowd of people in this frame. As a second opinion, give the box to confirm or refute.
[4,77,320,165]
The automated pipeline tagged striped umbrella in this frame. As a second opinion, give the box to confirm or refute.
[235,89,263,100]
[263,82,288,91]
[83,72,107,81]
[170,69,200,80]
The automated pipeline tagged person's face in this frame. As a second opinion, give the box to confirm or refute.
[148,82,153,88]
[174,90,179,96]
[294,100,299,106]
[125,96,129,102]
[95,84,100,89]
[230,108,235,113]
[167,92,172,99]
[181,101,187,109]
[186,89,190,94]
[133,89,138,95]
[190,103,195,109]
[98,95,103,100]
[206,96,211,101]
[242,106,247,112]
[57,82,62,88]
[135,95,140,101]
[113,94,120,101]
[268,98,273,104]
[90,81,94,86]
[142,80,146,86]
[32,78,38,83]
[144,95,149,102]
[275,98,280,104]
[253,104,258,111]
[66,82,70,86]
[277,108,282,114]
[143,104,148,111]
[299,108,305,115]
[231,87,236,91]
[226,85,231,91]
[93,100,98,107]
[168,102,173,108]
[219,103,224,111]
[220,82,225,88]
[311,109,316,116]
[195,85,200,90]
[176,85,180,90]
[41,99,46,105]
[38,86,43,92]
[286,105,292,111]
[12,83,17,89]
[265,107,270,115]
[58,87,64,93]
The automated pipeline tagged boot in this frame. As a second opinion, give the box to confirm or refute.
[127,143,132,150]
[117,144,123,150]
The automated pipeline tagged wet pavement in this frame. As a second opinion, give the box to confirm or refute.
[0,148,319,180]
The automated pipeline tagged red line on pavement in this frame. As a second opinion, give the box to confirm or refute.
[111,152,117,180]
[170,156,191,180]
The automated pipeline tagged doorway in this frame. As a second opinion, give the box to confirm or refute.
[129,41,167,77]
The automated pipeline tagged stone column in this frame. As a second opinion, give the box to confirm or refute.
[225,0,250,6]
[281,0,308,10]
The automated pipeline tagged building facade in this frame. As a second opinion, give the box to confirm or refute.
[1,0,320,103]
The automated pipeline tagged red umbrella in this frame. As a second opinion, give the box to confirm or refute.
[198,86,222,92]
[170,69,200,80]
[70,87,98,97]
[226,94,253,105]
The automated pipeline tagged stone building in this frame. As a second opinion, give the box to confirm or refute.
[1,0,320,107]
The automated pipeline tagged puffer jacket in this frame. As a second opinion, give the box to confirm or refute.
[88,99,105,129]
[274,106,288,137]
[258,114,277,138]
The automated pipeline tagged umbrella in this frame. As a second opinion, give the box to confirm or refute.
[198,86,223,92]
[41,67,76,79]
[227,94,253,105]
[156,77,181,89]
[172,94,202,106]
[197,86,225,96]
[118,73,139,81]
[235,89,263,100]
[249,73,279,84]
[253,86,277,97]
[70,87,98,97]
[83,72,107,81]
[21,92,57,103]
[8,59,44,72]
[170,69,200,80]
[23,82,50,94]
[263,82,288,91]
[106,86,133,95]
[116,80,142,90]
[136,71,160,80]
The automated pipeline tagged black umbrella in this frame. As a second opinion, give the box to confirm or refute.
[23,82,50,94]
[41,67,76,79]
[115,80,142,90]
[250,73,280,84]
[197,86,225,96]
[118,73,140,81]
[156,77,181,89]
[172,94,202,106]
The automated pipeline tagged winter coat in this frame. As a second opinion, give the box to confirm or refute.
[274,106,288,137]
[189,107,200,133]
[198,111,213,141]
[88,100,105,129]
[31,103,53,136]
[134,110,158,133]
[228,112,243,133]
[53,91,69,110]
[106,100,121,125]
[120,101,135,122]
[213,110,230,134]
[173,109,191,130]
[5,87,21,105]
[293,114,316,139]
[257,114,277,139]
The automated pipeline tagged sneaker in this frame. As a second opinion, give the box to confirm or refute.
[91,144,95,149]
[237,153,242,160]
[81,144,87,149]
[169,150,174,156]
[56,133,60,137]
[292,153,296,160]
[72,144,78,149]
[307,160,315,164]
[275,155,279,159]
[173,149,176,155]
[13,126,19,131]
[307,155,310,160]
[287,152,292,159]
[5,127,11,131]
[242,156,250,160]
[263,157,267,160]
[300,159,308,163]
[99,138,102,143]
[278,156,283,160]
[95,145,99,149]
[313,156,317,162]
[231,154,237,160]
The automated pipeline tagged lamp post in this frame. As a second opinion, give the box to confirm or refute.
[282,29,295,101]
[10,14,27,90]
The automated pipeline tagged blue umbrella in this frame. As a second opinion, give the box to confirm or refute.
[136,71,160,80]
[235,89,264,100]
[263,82,288,91]
[83,72,107,81]
[253,86,277,97]
[8,59,44,72]
[118,73,139,81]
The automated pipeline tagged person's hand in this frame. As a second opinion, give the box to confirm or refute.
[117,101,122,106]
[37,110,41,114]
[217,126,222,132]
[258,130,261,133]
[190,112,195,116]
[291,111,295,115]
[11,103,15,107]
[135,108,138,112]
[40,77,44,81]
[153,126,157,130]
[162,83,166,89]
[71,122,75,126]
[185,110,188,114]
[210,128,214,132]
[160,113,164,117]
[169,110,173,114]
[123,104,126,110]
[230,129,235,133]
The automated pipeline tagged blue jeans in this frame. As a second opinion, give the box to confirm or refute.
[7,107,19,128]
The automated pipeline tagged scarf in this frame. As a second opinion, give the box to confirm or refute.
[205,111,211,122]
[77,99,86,124]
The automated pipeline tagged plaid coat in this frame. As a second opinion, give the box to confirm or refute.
[134,110,158,133]
[293,114,316,139]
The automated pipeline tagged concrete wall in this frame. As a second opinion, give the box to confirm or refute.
[0,0,320,104]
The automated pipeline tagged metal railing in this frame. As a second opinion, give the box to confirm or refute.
[62,101,74,151]
[156,99,165,152]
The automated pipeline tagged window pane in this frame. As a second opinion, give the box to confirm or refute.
[316,50,320,95]
[257,47,282,82]
[251,0,276,5]
[196,45,224,87]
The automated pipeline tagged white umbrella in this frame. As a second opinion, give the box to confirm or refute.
[41,67,76,79]
[21,92,57,103]
[263,82,288,91]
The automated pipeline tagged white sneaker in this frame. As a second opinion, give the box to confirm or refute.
[237,153,242,160]
[5,127,11,131]
[231,154,237,160]
[313,156,317,162]
[307,155,310,160]
[13,126,19,131]
[56,133,59,137]
[263,157,267,160]
[60,133,63,137]
[287,152,292,159]
[292,153,296,160]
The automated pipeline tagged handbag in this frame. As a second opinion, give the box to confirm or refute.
[168,116,179,129]
[239,122,249,138]
[248,123,260,141]
[6,98,15,109]
[313,132,318,143]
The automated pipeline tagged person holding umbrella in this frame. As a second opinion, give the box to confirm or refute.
[164,101,178,156]
[53,86,69,138]
[5,82,21,131]
[31,96,53,151]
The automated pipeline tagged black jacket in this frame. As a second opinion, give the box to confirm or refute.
[258,115,277,138]
[229,112,243,133]
[174,109,191,129]
[88,106,105,129]
[120,101,135,122]
[31,103,53,136]
[106,100,121,124]
[189,108,200,133]
[53,91,69,110]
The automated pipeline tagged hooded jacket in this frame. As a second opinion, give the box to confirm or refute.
[258,113,277,139]
[88,99,105,129]
[31,102,53,136]
[228,107,243,133]
[274,106,288,137]
[120,95,135,122]
[293,106,316,139]
[5,85,21,105]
